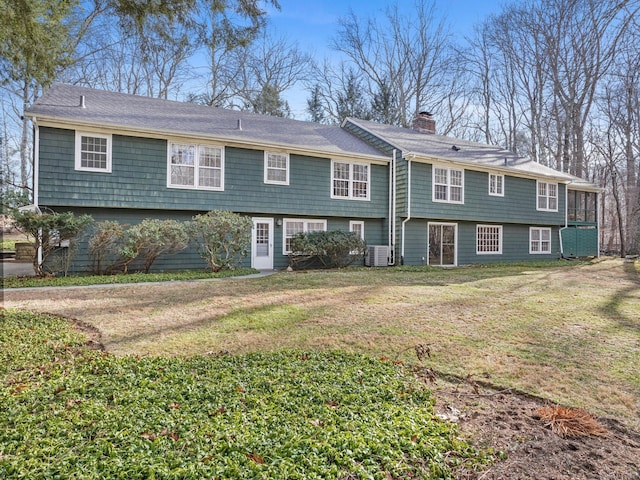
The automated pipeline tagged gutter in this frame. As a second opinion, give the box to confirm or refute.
[26,115,390,165]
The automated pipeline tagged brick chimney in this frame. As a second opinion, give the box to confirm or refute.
[413,111,435,134]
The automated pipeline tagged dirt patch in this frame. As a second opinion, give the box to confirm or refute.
[434,377,640,479]
[68,316,105,351]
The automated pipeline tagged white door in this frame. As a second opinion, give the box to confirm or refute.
[252,218,274,270]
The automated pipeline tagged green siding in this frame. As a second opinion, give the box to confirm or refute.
[38,127,388,219]
[45,207,386,273]
[560,226,598,257]
[407,162,566,225]
[400,219,561,266]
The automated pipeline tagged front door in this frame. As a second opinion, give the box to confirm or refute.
[428,223,457,266]
[252,218,274,270]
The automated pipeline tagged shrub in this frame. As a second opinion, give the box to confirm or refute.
[11,210,93,277]
[188,210,252,272]
[124,219,189,273]
[88,220,127,274]
[289,230,366,269]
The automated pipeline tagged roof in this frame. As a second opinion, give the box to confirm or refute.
[26,84,388,162]
[345,117,597,186]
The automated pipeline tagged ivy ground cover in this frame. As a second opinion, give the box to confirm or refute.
[0,311,490,479]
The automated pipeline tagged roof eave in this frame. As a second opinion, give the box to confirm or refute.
[28,113,390,164]
[401,151,575,183]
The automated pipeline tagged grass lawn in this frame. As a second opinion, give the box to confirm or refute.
[4,258,640,431]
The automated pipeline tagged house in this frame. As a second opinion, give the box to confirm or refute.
[25,84,599,272]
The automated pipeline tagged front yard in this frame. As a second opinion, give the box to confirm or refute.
[3,258,640,478]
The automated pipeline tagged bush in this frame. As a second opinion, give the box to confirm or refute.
[88,221,127,274]
[188,210,252,272]
[289,230,366,269]
[124,219,189,273]
[11,210,93,276]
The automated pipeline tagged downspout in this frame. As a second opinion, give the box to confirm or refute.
[559,182,569,259]
[400,155,413,265]
[596,191,600,258]
[388,149,396,265]
[33,117,43,266]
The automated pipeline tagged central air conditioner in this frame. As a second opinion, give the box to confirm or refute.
[365,245,389,267]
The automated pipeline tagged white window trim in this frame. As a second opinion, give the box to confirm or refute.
[529,227,552,254]
[536,181,558,212]
[349,221,365,240]
[488,173,504,197]
[75,131,112,173]
[167,142,224,191]
[349,220,365,254]
[432,166,464,204]
[264,151,289,185]
[331,160,371,201]
[476,224,503,255]
[282,218,327,255]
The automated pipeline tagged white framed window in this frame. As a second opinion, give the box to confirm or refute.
[283,218,327,254]
[489,173,504,196]
[530,227,552,254]
[75,132,112,172]
[331,160,370,200]
[476,225,502,254]
[537,181,558,211]
[433,166,464,204]
[168,142,224,190]
[349,221,365,240]
[349,220,365,254]
[264,152,289,185]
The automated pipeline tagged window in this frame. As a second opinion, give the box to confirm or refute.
[168,142,223,190]
[283,218,327,254]
[265,152,289,185]
[476,225,502,254]
[349,221,365,241]
[489,173,504,196]
[350,221,365,254]
[433,166,464,203]
[75,132,111,172]
[568,190,597,223]
[530,227,552,254]
[332,161,370,200]
[537,181,558,211]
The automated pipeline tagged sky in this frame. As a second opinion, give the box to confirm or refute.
[261,0,503,118]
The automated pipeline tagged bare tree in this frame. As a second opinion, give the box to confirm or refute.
[330,0,454,128]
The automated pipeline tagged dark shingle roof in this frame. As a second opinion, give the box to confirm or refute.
[345,118,595,185]
[26,84,388,162]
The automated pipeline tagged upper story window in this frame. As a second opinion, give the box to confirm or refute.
[568,190,597,223]
[75,132,111,172]
[168,142,223,190]
[332,161,369,200]
[265,152,289,185]
[530,227,552,254]
[537,181,558,211]
[283,218,327,254]
[489,173,504,196]
[433,166,464,203]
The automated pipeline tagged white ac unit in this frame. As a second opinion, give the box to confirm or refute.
[365,245,389,267]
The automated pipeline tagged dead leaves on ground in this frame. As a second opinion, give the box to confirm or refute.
[534,405,608,438]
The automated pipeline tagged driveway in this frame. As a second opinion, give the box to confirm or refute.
[1,260,35,278]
